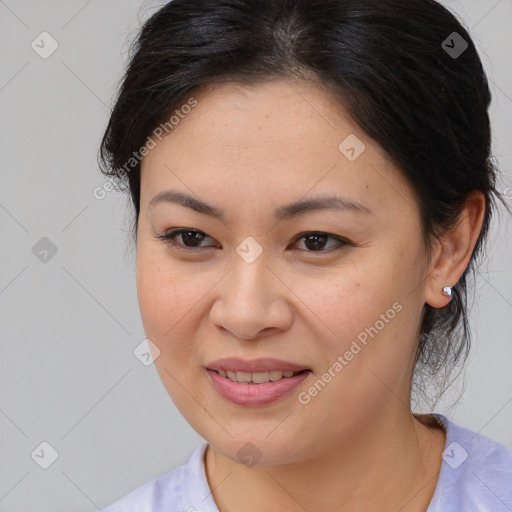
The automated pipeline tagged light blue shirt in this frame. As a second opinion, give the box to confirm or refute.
[103,413,512,511]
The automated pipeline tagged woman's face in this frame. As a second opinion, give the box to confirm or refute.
[136,79,432,465]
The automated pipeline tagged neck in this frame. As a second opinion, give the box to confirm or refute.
[204,409,446,512]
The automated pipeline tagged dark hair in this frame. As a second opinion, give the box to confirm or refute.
[98,0,509,406]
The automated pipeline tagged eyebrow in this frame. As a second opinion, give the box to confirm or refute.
[147,190,373,221]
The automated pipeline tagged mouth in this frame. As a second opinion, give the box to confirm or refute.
[205,358,312,405]
[209,368,311,384]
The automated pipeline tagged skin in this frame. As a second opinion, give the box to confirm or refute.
[136,79,485,511]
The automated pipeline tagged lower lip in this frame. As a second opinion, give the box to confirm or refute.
[206,369,311,406]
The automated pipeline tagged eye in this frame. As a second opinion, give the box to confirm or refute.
[156,229,349,253]
[290,231,349,253]
[155,229,219,250]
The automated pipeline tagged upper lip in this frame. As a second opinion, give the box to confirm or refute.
[206,358,311,373]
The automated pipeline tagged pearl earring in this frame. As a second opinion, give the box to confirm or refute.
[442,286,452,297]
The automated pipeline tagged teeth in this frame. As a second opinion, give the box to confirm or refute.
[219,369,302,383]
[252,372,270,383]
[269,370,284,381]
[236,371,252,383]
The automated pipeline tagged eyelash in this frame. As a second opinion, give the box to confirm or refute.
[155,229,350,254]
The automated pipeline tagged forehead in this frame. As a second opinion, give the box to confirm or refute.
[139,80,415,221]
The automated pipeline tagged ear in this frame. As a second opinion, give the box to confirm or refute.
[425,190,486,308]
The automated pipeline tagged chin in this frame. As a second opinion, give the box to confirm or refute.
[206,432,313,468]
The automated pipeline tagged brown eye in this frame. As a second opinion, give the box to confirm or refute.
[156,229,219,250]
[155,229,349,254]
[292,232,349,252]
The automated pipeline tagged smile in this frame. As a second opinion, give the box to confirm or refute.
[206,368,312,406]
[213,369,309,384]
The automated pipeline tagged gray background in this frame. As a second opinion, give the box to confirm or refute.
[0,1,511,510]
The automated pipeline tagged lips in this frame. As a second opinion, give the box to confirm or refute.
[205,358,313,405]
[206,364,312,406]
[205,357,311,374]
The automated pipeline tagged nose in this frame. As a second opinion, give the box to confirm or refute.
[209,253,293,340]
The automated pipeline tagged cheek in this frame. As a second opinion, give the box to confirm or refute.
[136,246,204,360]
[292,267,394,348]
[291,273,415,423]
[292,254,421,381]
[135,247,212,423]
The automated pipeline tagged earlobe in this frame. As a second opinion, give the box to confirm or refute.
[425,282,455,309]
[424,191,486,308]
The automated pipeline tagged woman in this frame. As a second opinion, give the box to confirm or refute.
[99,0,512,510]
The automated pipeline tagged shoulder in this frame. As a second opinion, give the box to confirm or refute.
[428,413,512,511]
[102,443,210,512]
